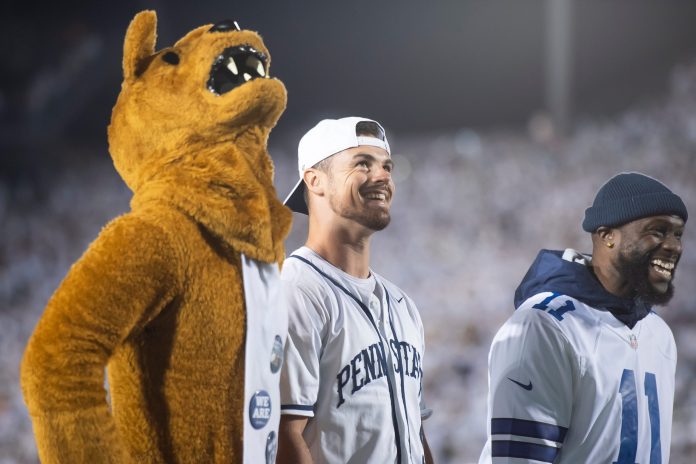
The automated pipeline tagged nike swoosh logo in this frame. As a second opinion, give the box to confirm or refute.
[507,377,533,391]
[397,297,404,303]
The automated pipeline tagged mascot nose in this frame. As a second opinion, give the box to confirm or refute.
[209,20,241,33]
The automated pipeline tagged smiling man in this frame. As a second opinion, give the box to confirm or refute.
[278,117,433,463]
[480,172,688,463]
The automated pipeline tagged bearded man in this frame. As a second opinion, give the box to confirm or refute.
[480,172,687,463]
[277,117,434,464]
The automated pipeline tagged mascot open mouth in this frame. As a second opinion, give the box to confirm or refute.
[207,45,268,95]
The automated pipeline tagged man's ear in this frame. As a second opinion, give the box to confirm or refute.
[303,169,325,196]
[123,10,157,83]
[596,226,618,249]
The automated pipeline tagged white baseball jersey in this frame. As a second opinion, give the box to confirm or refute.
[480,291,676,463]
[280,246,427,464]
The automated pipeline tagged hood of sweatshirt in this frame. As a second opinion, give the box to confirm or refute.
[514,249,651,328]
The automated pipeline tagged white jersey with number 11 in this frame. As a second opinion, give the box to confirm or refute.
[480,290,675,463]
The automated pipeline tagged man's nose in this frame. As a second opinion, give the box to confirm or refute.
[662,234,682,255]
[372,165,392,183]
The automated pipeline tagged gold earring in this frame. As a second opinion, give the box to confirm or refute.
[606,242,614,249]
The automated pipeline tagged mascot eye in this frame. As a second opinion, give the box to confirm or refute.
[162,51,180,65]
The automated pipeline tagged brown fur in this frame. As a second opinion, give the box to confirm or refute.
[20,11,291,463]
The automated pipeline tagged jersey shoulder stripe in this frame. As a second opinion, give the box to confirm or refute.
[280,404,314,416]
[280,404,313,410]
[491,418,568,442]
[491,440,559,463]
[491,416,566,462]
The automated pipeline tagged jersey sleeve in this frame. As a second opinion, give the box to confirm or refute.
[279,280,328,417]
[483,301,579,463]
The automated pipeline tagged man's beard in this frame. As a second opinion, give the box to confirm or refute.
[350,209,391,231]
[616,247,676,306]
[329,191,391,231]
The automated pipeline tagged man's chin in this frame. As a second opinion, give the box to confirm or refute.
[641,283,675,307]
[355,211,391,231]
[363,215,391,231]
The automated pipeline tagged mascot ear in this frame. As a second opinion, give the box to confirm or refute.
[123,10,158,83]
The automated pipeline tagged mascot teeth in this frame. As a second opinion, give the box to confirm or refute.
[208,45,268,95]
[226,58,238,75]
[256,61,265,77]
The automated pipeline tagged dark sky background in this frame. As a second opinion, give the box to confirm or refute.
[3,0,696,179]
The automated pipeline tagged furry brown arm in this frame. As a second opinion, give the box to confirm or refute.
[20,213,179,463]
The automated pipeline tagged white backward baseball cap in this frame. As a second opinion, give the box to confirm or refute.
[283,116,391,215]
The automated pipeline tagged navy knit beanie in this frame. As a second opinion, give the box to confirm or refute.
[582,172,688,232]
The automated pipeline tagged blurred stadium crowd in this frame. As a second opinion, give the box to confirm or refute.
[2,59,696,463]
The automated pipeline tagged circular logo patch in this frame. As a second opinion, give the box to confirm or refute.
[249,390,272,429]
[270,335,284,374]
[265,430,277,464]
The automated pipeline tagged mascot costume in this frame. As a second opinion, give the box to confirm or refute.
[20,10,292,463]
